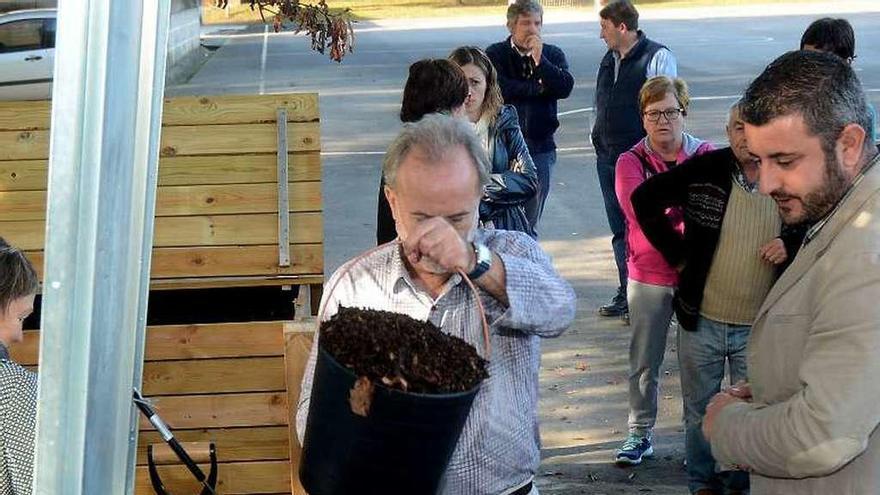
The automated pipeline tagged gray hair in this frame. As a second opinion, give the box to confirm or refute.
[507,0,543,26]
[382,113,490,192]
[727,98,743,121]
[741,50,873,156]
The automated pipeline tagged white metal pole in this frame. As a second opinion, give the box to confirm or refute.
[33,0,171,492]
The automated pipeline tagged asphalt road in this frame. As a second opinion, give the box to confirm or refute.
[176,9,880,271]
[170,9,880,493]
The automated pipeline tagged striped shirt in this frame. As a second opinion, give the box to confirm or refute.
[296,229,576,494]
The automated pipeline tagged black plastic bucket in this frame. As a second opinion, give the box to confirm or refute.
[299,346,481,495]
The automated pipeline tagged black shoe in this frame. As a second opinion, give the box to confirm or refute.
[598,295,628,317]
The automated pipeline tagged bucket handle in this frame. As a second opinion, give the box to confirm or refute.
[317,239,491,359]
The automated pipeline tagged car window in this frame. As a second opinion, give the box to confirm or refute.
[0,19,44,53]
[42,18,56,49]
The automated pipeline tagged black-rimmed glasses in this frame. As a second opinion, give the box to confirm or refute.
[644,108,685,123]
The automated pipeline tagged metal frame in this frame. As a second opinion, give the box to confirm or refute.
[277,107,292,268]
[33,0,171,493]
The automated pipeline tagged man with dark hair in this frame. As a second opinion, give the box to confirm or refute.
[800,17,855,62]
[702,50,880,494]
[632,101,804,494]
[487,0,574,234]
[591,0,676,321]
[799,17,876,143]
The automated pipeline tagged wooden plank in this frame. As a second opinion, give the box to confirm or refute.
[149,441,214,465]
[137,426,289,465]
[0,123,320,160]
[0,182,321,221]
[25,244,323,279]
[0,94,319,131]
[0,100,50,131]
[4,213,323,250]
[154,182,321,217]
[0,129,49,161]
[143,357,286,396]
[283,321,315,495]
[159,122,320,157]
[148,244,323,278]
[0,153,321,191]
[0,159,47,191]
[162,94,319,126]
[135,460,291,495]
[150,275,323,291]
[139,392,288,430]
[158,153,321,186]
[146,321,286,361]
[13,322,287,366]
[153,213,323,247]
[10,357,286,396]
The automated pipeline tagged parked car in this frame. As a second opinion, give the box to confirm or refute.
[0,9,56,101]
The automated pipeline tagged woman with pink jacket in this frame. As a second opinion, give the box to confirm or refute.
[613,76,713,466]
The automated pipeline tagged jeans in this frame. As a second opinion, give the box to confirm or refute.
[678,316,751,494]
[524,150,556,235]
[627,280,676,435]
[596,153,628,295]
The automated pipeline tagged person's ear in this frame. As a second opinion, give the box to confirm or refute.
[837,123,868,177]
[384,185,399,220]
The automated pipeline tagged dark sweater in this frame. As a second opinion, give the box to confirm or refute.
[591,31,666,158]
[631,147,807,331]
[486,37,574,153]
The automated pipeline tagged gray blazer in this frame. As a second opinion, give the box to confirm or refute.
[709,156,880,494]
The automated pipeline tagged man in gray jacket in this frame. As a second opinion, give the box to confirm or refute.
[702,50,880,494]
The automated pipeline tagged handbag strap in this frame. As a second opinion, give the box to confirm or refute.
[628,149,657,180]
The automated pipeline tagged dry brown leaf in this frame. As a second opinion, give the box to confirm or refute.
[349,376,374,417]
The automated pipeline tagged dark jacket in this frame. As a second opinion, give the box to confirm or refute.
[486,37,574,154]
[591,31,666,158]
[480,104,539,237]
[376,106,539,244]
[631,147,807,331]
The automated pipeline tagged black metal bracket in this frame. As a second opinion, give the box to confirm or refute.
[147,442,218,495]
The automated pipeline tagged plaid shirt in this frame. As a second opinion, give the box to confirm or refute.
[0,345,36,495]
[296,229,576,494]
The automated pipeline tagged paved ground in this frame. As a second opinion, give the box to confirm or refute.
[171,7,880,493]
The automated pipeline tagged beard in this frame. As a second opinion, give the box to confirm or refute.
[770,151,850,225]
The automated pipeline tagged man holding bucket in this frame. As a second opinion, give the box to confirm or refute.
[296,114,576,495]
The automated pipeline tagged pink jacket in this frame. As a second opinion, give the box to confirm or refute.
[615,134,714,287]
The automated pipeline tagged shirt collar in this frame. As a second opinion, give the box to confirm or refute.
[510,37,530,57]
[803,152,880,246]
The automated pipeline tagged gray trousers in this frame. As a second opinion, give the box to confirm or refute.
[626,279,676,435]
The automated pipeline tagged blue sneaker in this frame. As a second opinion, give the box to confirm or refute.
[615,432,654,465]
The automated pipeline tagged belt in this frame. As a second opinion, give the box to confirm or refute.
[509,481,533,495]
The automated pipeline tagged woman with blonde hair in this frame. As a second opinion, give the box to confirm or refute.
[612,76,713,466]
[449,46,538,238]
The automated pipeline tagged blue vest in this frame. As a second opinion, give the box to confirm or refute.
[592,32,666,157]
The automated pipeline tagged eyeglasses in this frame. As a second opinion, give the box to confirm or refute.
[643,108,685,123]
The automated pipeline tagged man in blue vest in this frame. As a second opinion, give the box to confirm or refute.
[591,0,677,322]
[487,0,574,235]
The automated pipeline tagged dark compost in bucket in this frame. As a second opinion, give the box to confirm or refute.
[300,307,489,495]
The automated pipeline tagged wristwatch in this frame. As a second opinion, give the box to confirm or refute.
[466,242,493,280]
